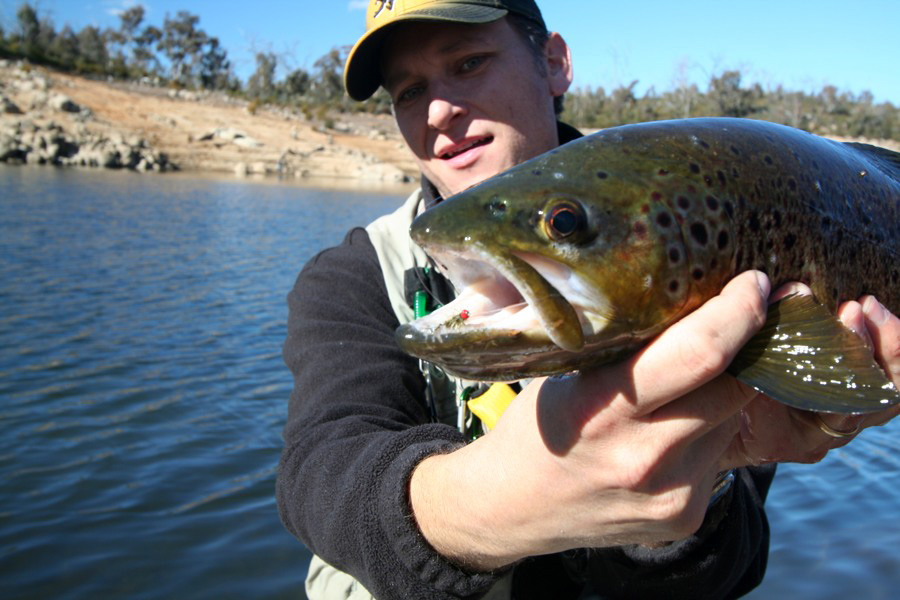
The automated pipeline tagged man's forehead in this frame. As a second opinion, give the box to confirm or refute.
[380,20,504,83]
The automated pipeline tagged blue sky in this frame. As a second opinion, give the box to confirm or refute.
[5,0,899,104]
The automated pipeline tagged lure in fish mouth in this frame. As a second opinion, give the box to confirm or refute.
[397,118,900,414]
[396,240,630,380]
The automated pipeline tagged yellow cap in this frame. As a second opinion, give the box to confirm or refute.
[344,0,545,100]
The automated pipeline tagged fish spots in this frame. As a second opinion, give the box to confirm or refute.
[717,230,730,250]
[651,191,663,202]
[731,167,740,179]
[669,247,681,263]
[724,201,734,218]
[532,169,542,176]
[698,139,710,149]
[704,175,714,187]
[764,155,773,165]
[689,163,700,174]
[748,213,761,233]
[656,212,673,228]
[705,195,719,211]
[641,204,650,214]
[717,171,727,186]
[692,268,705,281]
[690,223,709,246]
[658,168,669,176]
[596,171,608,179]
[783,232,797,251]
[677,196,691,210]
[669,280,680,293]
[633,221,648,237]
[788,178,797,192]
[730,145,740,156]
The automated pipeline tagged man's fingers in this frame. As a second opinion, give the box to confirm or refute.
[861,295,900,382]
[837,300,874,352]
[627,271,770,416]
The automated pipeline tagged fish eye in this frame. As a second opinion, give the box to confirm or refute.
[543,200,588,242]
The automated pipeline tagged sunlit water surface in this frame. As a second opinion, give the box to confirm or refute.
[1,166,897,599]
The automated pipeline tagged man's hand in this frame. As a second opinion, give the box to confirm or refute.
[409,271,770,571]
[725,288,900,467]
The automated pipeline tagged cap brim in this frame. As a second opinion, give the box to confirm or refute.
[344,6,508,101]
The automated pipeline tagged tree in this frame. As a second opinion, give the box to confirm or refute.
[158,11,203,85]
[133,25,162,74]
[283,67,310,97]
[16,3,40,59]
[198,37,231,89]
[76,25,108,72]
[708,70,756,118]
[49,25,79,70]
[157,11,229,88]
[311,47,347,103]
[247,52,277,98]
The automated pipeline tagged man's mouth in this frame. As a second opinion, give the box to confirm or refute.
[439,136,493,160]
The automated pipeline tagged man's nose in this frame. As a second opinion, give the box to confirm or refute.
[427,92,467,131]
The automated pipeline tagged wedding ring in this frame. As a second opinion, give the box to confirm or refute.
[813,413,862,438]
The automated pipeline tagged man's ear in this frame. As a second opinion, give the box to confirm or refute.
[545,32,573,97]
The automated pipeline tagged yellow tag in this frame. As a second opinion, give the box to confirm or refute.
[467,383,517,431]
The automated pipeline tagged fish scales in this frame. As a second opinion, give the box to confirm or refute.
[622,118,900,316]
[397,118,900,413]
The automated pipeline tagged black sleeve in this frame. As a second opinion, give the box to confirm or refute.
[575,464,776,600]
[276,228,505,600]
[276,227,775,600]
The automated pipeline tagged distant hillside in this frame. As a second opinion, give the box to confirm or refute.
[0,60,418,181]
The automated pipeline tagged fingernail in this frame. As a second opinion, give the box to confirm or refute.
[863,296,888,326]
[755,271,770,299]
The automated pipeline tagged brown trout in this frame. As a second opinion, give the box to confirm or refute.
[396,118,900,414]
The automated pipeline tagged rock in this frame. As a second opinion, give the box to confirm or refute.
[249,161,268,174]
[49,93,81,113]
[358,162,410,183]
[1,95,22,114]
[233,136,263,149]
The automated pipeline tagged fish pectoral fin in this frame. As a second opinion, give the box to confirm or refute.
[727,294,900,415]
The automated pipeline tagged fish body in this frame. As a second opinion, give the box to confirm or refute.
[397,118,900,414]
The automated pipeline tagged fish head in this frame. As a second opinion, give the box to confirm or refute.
[397,136,694,380]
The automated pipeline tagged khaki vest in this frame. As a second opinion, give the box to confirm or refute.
[305,189,512,599]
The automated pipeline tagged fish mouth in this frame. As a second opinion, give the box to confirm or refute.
[396,245,617,377]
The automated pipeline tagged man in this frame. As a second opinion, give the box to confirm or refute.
[277,2,900,598]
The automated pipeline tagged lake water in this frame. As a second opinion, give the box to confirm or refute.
[1,166,897,599]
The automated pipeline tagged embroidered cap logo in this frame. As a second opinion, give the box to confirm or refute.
[373,0,395,19]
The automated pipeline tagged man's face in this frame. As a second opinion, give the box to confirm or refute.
[381,18,570,198]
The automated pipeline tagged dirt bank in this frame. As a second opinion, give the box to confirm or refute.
[0,60,419,182]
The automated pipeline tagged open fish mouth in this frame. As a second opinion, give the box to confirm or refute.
[397,245,612,358]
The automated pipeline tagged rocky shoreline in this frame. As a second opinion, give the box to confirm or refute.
[1,62,173,172]
[0,60,418,183]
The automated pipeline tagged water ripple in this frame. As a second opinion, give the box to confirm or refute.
[1,166,406,599]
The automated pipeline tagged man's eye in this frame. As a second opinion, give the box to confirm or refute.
[396,85,424,104]
[460,55,486,72]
